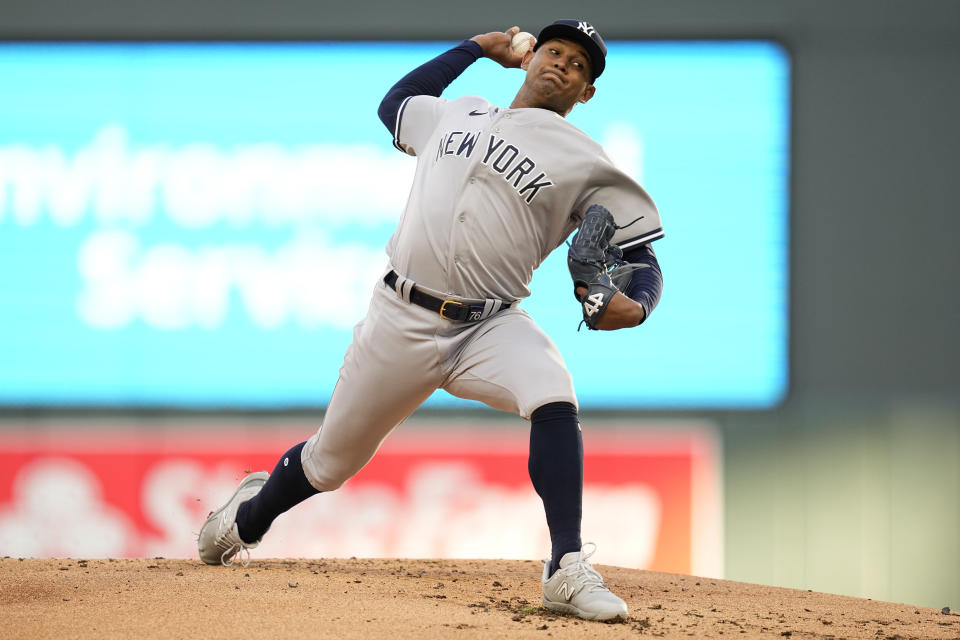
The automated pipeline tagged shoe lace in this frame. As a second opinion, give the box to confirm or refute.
[566,542,609,593]
[215,522,253,568]
[220,541,252,568]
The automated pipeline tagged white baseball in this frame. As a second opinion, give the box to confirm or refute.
[511,31,534,57]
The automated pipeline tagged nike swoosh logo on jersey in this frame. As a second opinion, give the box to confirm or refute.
[468,109,488,116]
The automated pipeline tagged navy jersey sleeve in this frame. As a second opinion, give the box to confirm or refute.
[620,243,663,323]
[378,39,484,136]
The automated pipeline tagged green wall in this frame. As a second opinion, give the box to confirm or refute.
[724,404,959,607]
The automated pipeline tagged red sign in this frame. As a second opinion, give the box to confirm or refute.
[0,420,721,576]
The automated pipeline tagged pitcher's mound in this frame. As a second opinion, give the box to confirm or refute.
[1,557,955,639]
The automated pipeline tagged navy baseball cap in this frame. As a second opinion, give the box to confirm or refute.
[534,19,607,82]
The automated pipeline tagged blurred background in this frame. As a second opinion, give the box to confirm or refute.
[0,0,957,611]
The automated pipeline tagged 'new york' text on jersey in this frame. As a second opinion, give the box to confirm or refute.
[434,129,555,204]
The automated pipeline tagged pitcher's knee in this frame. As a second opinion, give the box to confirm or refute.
[521,391,578,419]
[302,455,355,491]
[301,436,358,492]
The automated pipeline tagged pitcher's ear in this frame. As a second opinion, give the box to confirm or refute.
[520,49,535,71]
[578,84,596,104]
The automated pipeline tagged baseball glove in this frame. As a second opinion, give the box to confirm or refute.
[567,204,624,330]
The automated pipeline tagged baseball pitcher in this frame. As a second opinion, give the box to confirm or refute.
[198,19,664,622]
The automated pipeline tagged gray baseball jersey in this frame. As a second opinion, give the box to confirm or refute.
[301,94,663,492]
[389,94,663,301]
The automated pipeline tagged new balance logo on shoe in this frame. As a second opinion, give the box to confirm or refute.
[557,581,573,600]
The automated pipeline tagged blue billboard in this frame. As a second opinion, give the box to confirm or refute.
[0,41,789,408]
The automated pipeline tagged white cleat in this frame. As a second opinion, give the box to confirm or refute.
[197,471,269,567]
[541,543,629,621]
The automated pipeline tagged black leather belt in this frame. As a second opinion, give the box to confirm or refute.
[384,270,512,322]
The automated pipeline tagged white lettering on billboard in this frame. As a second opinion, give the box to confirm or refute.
[0,457,661,567]
[0,125,415,228]
[76,230,385,330]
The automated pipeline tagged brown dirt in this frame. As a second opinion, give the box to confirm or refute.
[1,557,957,639]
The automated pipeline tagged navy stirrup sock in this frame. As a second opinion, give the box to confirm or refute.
[528,401,584,576]
[235,441,320,544]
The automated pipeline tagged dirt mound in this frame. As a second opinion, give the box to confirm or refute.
[2,557,956,639]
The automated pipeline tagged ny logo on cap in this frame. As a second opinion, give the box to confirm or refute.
[577,21,597,36]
